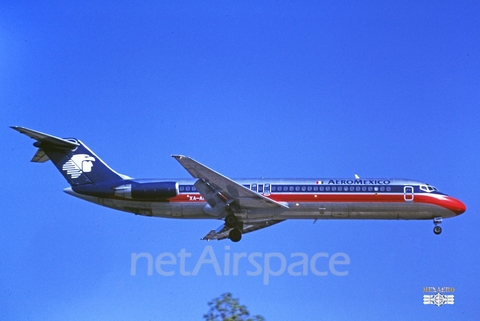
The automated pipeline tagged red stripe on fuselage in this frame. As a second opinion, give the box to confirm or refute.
[414,195,466,215]
[170,192,466,215]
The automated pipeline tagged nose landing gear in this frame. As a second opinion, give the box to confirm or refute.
[433,217,442,235]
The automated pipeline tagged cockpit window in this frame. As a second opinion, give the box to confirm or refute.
[420,184,438,193]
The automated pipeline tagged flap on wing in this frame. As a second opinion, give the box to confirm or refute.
[202,220,285,241]
[172,155,288,209]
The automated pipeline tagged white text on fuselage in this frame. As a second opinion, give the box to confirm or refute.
[326,179,391,185]
[188,195,204,201]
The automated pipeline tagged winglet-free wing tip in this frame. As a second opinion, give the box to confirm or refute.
[201,229,219,241]
[171,154,187,159]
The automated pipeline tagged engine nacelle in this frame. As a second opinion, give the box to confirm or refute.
[114,182,178,200]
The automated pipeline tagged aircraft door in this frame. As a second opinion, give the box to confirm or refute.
[264,184,271,196]
[404,186,414,201]
[258,184,264,194]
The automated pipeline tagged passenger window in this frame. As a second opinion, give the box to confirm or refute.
[307,186,312,191]
[258,184,264,193]
[251,184,257,192]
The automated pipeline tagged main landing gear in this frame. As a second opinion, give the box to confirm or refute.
[433,217,442,235]
[229,228,242,242]
[225,214,242,242]
[225,214,238,228]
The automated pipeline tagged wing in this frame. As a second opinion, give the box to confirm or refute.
[172,155,288,211]
[172,155,289,241]
[202,219,285,241]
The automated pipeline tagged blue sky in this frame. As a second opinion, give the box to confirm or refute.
[2,1,479,320]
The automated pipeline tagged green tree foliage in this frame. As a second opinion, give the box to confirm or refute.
[204,292,265,321]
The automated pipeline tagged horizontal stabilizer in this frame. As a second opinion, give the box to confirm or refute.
[31,149,49,163]
[11,126,79,149]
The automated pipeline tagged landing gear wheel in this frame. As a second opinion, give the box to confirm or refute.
[225,214,238,228]
[229,228,242,242]
[433,226,442,235]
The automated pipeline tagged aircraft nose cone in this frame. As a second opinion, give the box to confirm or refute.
[446,196,466,215]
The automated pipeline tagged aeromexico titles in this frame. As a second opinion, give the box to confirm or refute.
[12,126,466,242]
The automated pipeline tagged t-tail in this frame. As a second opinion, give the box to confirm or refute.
[11,126,129,186]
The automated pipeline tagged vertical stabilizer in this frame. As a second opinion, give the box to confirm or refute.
[12,126,128,186]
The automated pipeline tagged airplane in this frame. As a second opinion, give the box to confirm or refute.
[12,126,466,242]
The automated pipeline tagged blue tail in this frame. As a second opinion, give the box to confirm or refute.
[12,126,128,186]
